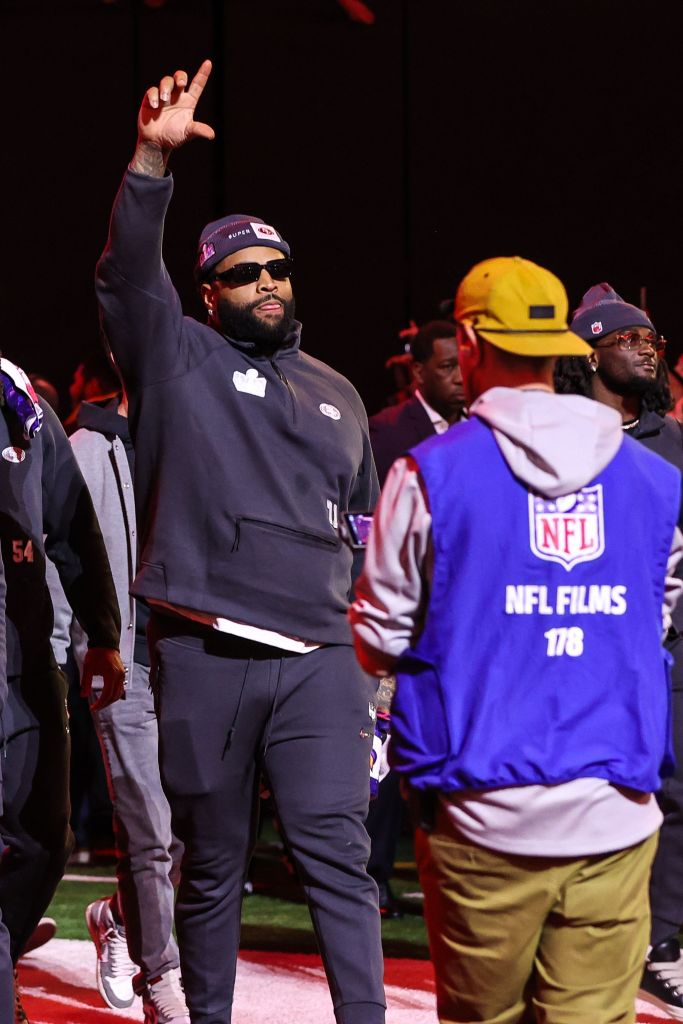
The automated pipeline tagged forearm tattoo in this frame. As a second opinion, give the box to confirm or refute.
[130,142,168,177]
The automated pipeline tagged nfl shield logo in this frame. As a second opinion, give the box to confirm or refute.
[591,320,603,335]
[528,485,605,571]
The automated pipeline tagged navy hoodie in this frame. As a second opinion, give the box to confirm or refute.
[97,170,378,644]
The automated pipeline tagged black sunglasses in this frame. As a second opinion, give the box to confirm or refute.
[212,257,294,287]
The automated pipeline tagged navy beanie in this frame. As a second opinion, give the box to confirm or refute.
[195,214,290,279]
[570,282,655,343]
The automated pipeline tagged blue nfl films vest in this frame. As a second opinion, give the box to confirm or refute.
[393,417,681,793]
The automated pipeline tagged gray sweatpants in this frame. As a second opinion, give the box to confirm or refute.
[149,613,386,1024]
[91,661,182,980]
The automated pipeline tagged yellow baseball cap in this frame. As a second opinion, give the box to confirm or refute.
[455,256,592,356]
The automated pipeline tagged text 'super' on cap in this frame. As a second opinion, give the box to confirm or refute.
[195,214,290,279]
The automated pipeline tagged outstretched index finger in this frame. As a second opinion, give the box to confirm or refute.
[187,59,212,103]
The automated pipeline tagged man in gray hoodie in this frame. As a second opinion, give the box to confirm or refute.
[351,256,683,1024]
[49,390,186,1023]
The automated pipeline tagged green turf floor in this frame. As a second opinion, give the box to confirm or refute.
[48,835,430,958]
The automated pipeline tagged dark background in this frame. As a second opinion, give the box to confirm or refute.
[1,0,680,415]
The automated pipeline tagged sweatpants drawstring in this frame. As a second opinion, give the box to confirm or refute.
[222,657,251,757]
[261,658,284,757]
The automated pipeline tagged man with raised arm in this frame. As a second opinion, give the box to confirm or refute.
[96,61,384,1024]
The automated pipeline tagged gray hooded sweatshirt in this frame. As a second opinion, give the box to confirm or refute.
[351,387,683,856]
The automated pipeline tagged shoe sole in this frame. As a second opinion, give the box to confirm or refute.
[22,918,57,955]
[85,902,136,1011]
[638,986,683,1021]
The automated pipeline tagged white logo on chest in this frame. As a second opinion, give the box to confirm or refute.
[320,403,341,420]
[233,368,267,398]
[2,446,26,463]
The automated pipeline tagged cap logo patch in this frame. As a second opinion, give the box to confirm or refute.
[591,321,603,335]
[251,222,280,242]
[199,242,216,267]
[233,367,267,398]
[528,485,605,570]
[2,446,26,464]
[529,305,555,319]
[320,403,341,420]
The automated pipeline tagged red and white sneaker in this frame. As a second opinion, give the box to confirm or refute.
[85,897,137,1009]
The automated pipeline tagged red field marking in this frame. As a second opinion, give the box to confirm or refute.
[16,944,667,1024]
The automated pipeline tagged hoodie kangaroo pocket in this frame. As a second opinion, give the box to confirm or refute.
[208,515,346,633]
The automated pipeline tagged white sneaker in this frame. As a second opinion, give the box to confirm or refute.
[142,968,190,1024]
[85,897,137,1009]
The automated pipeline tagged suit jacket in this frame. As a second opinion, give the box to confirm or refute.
[369,396,436,486]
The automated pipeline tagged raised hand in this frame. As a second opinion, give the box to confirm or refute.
[132,60,215,176]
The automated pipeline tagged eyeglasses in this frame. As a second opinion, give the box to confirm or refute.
[212,258,294,287]
[595,330,667,354]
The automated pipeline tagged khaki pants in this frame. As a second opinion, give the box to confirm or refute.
[415,805,658,1024]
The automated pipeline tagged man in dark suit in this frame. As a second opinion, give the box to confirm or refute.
[370,321,465,485]
[366,320,464,916]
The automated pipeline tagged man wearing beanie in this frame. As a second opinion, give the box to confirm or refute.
[96,61,384,1024]
[556,284,683,1021]
[351,255,683,1024]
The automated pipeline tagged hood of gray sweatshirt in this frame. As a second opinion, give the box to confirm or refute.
[469,387,624,498]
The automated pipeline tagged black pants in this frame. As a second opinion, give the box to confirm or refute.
[366,770,404,885]
[0,667,74,961]
[650,683,683,944]
[149,614,386,1024]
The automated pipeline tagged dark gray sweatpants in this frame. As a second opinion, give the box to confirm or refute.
[149,613,386,1024]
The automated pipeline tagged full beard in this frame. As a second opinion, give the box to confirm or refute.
[600,367,657,398]
[216,295,297,353]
